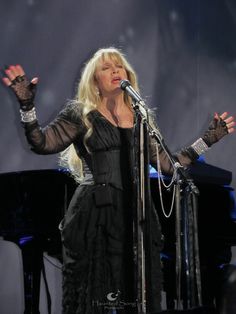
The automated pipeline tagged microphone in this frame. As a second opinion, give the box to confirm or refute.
[120,79,144,104]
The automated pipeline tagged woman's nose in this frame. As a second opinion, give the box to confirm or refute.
[112,66,118,73]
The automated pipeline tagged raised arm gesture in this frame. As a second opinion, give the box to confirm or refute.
[2,65,39,122]
[2,65,38,111]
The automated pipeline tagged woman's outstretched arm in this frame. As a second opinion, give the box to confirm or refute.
[2,65,85,154]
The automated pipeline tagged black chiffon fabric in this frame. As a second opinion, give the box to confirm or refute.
[23,104,193,313]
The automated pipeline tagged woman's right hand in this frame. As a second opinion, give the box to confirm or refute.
[2,65,38,111]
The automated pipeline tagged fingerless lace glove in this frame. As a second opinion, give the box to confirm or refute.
[10,75,36,111]
[202,116,228,147]
[181,116,228,160]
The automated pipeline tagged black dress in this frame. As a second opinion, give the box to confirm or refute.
[23,105,192,314]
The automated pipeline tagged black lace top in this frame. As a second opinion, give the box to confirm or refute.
[23,104,193,182]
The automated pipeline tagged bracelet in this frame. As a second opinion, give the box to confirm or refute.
[20,107,37,123]
[191,138,209,156]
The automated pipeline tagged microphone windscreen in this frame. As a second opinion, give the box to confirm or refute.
[120,79,131,90]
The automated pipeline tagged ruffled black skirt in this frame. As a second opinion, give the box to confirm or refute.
[60,184,163,314]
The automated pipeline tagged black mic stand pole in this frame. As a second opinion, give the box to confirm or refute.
[132,101,149,314]
[131,98,202,312]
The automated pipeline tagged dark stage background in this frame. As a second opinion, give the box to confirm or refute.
[1,1,236,312]
[0,0,236,189]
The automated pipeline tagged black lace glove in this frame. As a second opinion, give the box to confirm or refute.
[10,75,36,111]
[179,113,233,162]
[202,116,228,147]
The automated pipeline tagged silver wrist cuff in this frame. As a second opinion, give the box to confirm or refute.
[191,138,209,156]
[20,107,37,123]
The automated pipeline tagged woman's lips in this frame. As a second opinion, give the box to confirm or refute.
[111,77,121,83]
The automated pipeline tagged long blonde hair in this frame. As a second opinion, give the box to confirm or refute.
[60,47,139,182]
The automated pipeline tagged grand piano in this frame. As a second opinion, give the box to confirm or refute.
[0,169,76,313]
[0,161,236,313]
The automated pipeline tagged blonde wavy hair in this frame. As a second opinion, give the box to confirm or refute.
[60,47,139,182]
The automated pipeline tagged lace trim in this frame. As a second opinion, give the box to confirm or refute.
[20,107,37,123]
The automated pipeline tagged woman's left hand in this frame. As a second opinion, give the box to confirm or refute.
[202,111,235,147]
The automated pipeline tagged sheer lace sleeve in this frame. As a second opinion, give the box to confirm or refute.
[23,103,86,154]
[149,136,195,175]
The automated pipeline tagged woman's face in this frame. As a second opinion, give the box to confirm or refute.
[94,56,128,97]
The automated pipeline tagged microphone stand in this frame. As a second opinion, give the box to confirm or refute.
[132,104,150,314]
[131,98,202,312]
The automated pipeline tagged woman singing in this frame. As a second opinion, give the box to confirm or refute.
[2,47,234,313]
